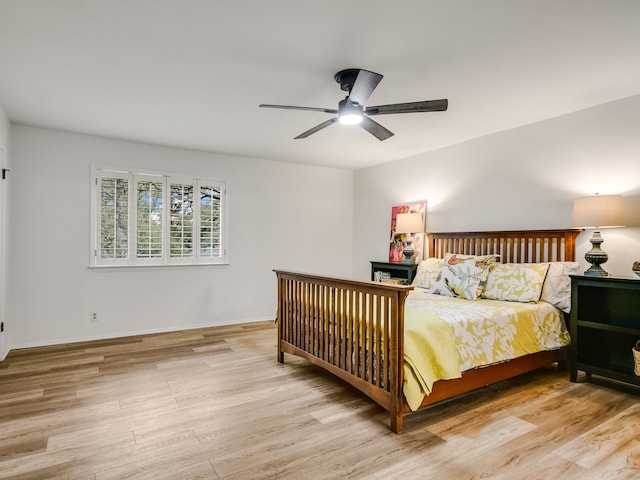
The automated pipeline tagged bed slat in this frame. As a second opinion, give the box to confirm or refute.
[428,229,579,263]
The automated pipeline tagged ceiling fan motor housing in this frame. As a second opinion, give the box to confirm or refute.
[334,69,361,93]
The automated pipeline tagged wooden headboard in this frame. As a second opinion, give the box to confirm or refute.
[427,229,582,263]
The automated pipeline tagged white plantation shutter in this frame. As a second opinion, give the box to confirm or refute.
[135,174,164,264]
[168,178,195,263]
[198,182,225,263]
[95,170,131,266]
[92,168,227,267]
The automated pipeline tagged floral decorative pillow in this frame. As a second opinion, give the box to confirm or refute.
[412,257,445,290]
[431,254,495,300]
[539,262,580,312]
[481,263,550,303]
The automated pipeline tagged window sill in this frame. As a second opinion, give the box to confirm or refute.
[89,262,229,271]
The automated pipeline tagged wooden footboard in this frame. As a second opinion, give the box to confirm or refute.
[274,270,412,433]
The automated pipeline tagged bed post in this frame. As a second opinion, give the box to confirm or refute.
[389,288,408,434]
[276,272,284,364]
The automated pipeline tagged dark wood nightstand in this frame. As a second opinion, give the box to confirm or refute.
[370,261,418,285]
[569,275,640,386]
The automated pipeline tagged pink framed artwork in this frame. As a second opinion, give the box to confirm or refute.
[389,202,426,263]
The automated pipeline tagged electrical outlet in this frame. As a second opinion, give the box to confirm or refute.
[90,312,98,322]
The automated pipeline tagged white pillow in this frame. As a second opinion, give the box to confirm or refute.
[539,262,579,313]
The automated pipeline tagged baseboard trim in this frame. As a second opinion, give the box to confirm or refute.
[3,317,275,357]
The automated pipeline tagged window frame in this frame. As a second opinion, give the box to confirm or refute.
[90,166,228,268]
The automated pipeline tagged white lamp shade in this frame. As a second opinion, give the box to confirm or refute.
[395,212,423,234]
[572,194,625,228]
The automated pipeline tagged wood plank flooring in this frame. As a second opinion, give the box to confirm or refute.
[1,321,640,479]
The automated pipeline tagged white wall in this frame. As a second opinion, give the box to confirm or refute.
[7,93,640,352]
[354,94,640,280]
[8,126,353,349]
[0,106,9,360]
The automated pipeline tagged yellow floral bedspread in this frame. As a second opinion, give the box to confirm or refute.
[402,289,570,411]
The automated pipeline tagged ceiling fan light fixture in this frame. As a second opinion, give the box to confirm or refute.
[338,113,363,125]
[338,98,363,125]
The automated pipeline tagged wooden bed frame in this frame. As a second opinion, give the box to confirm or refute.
[275,229,581,433]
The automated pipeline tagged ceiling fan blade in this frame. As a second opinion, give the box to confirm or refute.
[359,116,394,141]
[294,117,339,139]
[260,104,338,114]
[365,99,448,115]
[347,70,383,106]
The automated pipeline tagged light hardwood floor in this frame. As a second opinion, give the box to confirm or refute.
[1,321,640,479]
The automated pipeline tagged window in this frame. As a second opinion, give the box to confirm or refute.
[91,168,227,267]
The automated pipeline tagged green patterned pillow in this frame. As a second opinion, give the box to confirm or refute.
[431,253,495,300]
[412,258,445,290]
[481,263,550,303]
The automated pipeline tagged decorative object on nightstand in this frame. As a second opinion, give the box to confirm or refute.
[633,261,640,278]
[395,212,423,264]
[571,194,625,277]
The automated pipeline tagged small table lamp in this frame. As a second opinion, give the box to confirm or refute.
[395,212,424,264]
[572,194,625,276]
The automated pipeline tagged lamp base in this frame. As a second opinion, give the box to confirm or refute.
[584,264,609,277]
[400,232,417,264]
[402,243,415,264]
[584,231,609,277]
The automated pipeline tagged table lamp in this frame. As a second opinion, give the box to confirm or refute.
[395,212,423,264]
[572,194,624,276]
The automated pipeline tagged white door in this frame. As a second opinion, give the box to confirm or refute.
[0,147,5,360]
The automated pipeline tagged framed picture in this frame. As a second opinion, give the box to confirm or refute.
[389,202,426,263]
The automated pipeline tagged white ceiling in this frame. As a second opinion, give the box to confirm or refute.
[1,1,640,170]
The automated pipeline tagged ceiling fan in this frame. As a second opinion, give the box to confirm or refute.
[259,68,448,141]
